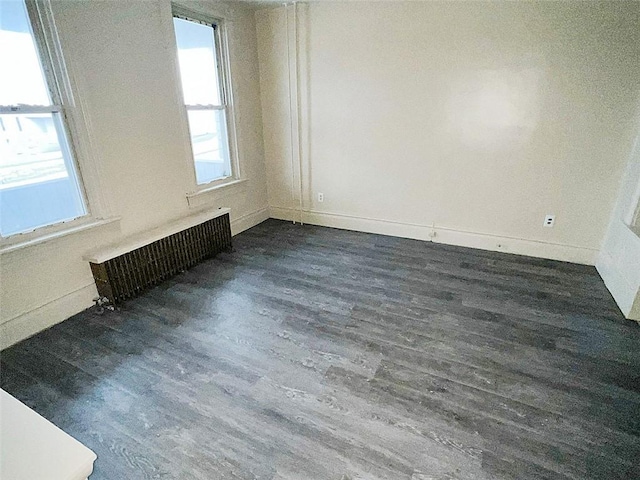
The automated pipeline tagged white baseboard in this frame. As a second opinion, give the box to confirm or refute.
[0,283,97,351]
[231,207,270,236]
[1,205,596,351]
[269,206,598,265]
[0,208,270,351]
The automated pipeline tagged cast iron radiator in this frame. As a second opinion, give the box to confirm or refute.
[88,212,231,305]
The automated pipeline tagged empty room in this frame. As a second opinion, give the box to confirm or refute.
[1,0,640,478]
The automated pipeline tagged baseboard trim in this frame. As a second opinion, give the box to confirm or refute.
[1,205,595,351]
[269,206,598,265]
[231,207,270,236]
[0,283,97,351]
[0,208,270,350]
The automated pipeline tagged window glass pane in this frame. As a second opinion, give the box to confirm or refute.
[0,113,86,236]
[0,0,51,106]
[173,17,221,106]
[186,109,231,184]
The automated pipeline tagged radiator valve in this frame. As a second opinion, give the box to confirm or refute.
[93,296,115,314]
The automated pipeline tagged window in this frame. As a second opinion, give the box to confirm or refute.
[173,11,234,186]
[0,0,87,237]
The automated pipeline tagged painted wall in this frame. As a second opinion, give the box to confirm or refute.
[597,131,640,321]
[256,1,640,265]
[0,0,269,349]
[256,6,299,216]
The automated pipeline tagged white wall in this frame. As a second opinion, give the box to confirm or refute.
[256,1,640,265]
[4,1,640,349]
[0,0,269,349]
[597,131,640,321]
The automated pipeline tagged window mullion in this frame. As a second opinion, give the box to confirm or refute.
[51,110,83,205]
[184,105,225,111]
[213,24,228,106]
[0,105,61,114]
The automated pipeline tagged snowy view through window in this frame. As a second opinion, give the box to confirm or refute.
[0,0,86,236]
[173,16,232,185]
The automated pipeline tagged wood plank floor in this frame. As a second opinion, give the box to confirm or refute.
[2,219,639,479]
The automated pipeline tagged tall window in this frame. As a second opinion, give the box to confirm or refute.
[0,0,87,237]
[173,12,233,186]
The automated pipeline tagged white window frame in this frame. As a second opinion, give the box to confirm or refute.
[0,0,111,250]
[629,188,640,236]
[171,4,241,194]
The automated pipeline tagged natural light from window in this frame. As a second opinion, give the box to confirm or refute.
[0,0,86,237]
[173,16,232,185]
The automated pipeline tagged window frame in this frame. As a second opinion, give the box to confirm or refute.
[630,193,640,237]
[171,4,241,192]
[0,0,107,247]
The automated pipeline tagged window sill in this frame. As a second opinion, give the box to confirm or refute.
[186,178,247,208]
[0,217,121,255]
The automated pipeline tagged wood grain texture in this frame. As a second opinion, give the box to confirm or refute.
[2,219,639,479]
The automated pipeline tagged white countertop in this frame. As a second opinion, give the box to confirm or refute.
[0,389,97,480]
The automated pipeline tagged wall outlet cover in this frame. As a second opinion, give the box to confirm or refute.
[544,215,555,227]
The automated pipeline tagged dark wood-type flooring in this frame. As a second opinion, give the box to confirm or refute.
[2,220,640,479]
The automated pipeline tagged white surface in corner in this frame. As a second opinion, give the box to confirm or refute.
[0,389,97,480]
[597,133,640,320]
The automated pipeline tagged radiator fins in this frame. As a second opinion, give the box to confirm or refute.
[89,213,232,305]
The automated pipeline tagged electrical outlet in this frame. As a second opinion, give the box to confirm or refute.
[318,193,324,203]
[543,214,555,227]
